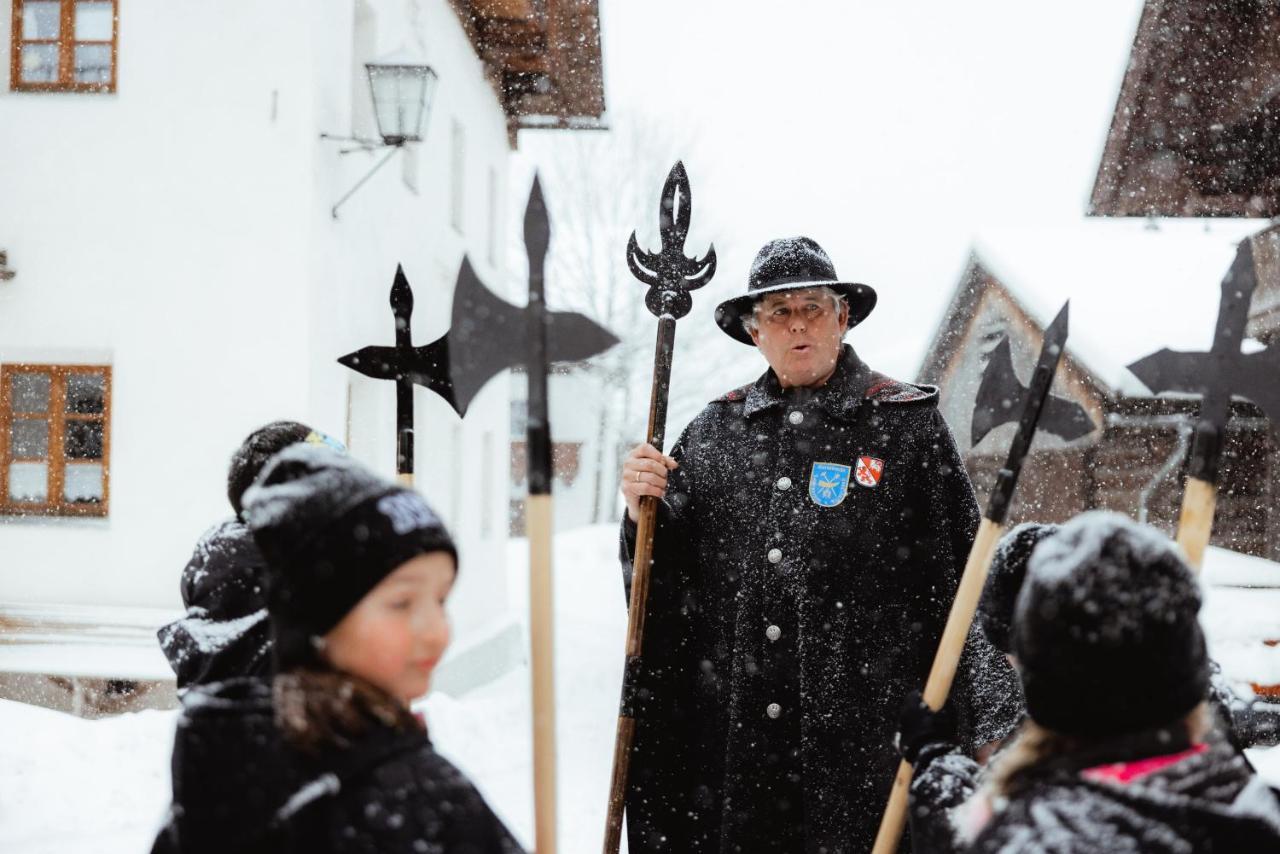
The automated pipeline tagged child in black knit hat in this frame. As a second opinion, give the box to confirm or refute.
[152,445,522,854]
[962,512,1280,852]
[902,517,1280,853]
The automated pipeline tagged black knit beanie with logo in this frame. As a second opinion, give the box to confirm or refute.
[979,522,1060,655]
[1013,511,1209,738]
[241,444,457,669]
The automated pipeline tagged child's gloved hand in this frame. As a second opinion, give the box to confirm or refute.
[895,690,957,764]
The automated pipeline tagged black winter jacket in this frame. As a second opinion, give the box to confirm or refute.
[619,346,1022,853]
[157,520,272,689]
[968,738,1280,853]
[910,665,1280,853]
[151,678,522,854]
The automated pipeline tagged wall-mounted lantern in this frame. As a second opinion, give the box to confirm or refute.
[321,51,439,219]
[0,251,15,282]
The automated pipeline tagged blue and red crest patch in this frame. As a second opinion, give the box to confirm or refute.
[809,462,851,507]
[854,456,884,488]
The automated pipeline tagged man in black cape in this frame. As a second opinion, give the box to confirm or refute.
[619,237,1021,853]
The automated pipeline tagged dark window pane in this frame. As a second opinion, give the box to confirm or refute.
[19,43,58,84]
[9,462,48,503]
[65,421,104,459]
[22,1,61,39]
[10,418,49,458]
[64,462,104,503]
[65,373,106,413]
[75,2,114,40]
[11,373,51,413]
[73,44,112,85]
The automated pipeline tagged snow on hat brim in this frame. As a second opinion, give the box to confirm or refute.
[714,280,877,345]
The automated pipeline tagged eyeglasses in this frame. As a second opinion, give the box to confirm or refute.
[754,300,834,326]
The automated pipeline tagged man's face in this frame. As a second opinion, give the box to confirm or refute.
[749,288,849,388]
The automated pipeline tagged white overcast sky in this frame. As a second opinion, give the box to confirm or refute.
[521,0,1146,384]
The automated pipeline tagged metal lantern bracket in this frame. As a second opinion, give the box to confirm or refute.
[320,57,438,219]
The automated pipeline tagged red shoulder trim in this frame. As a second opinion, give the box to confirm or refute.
[718,383,754,403]
[864,372,937,404]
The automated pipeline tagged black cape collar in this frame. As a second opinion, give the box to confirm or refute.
[743,345,871,422]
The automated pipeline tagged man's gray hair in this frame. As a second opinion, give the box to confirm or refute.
[741,286,847,335]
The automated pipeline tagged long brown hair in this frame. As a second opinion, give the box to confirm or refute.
[272,665,422,753]
[985,702,1212,799]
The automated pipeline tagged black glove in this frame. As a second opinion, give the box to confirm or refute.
[895,690,958,765]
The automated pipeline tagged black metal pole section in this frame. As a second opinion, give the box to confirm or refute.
[872,302,1071,854]
[603,161,717,854]
[390,267,415,485]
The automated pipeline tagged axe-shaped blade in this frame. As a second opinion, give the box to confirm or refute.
[1126,237,1260,483]
[971,335,1095,447]
[986,301,1071,524]
[338,328,458,412]
[447,256,619,416]
[338,259,617,419]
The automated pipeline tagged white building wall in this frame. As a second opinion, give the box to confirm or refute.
[0,0,514,645]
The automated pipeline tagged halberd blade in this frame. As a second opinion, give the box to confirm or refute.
[337,345,403,381]
[1127,348,1206,396]
[972,338,1023,447]
[1233,348,1280,421]
[441,256,618,416]
[628,161,717,319]
[973,335,1095,446]
[985,301,1070,523]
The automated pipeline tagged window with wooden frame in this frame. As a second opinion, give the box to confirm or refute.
[10,0,118,93]
[1,364,111,517]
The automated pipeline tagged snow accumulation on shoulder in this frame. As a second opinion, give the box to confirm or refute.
[167,608,267,654]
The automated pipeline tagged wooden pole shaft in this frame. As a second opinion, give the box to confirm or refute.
[1176,476,1217,573]
[626,498,659,655]
[603,716,636,853]
[528,494,558,854]
[870,516,1005,854]
[602,318,677,853]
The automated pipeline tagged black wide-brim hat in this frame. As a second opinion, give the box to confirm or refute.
[714,236,877,345]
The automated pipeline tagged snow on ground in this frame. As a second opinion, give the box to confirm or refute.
[419,525,628,852]
[0,697,177,854]
[1,526,1278,853]
[0,524,629,854]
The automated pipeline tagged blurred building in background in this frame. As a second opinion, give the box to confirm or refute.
[920,0,1280,696]
[0,0,604,714]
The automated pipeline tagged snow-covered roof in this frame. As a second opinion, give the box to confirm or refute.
[970,220,1263,397]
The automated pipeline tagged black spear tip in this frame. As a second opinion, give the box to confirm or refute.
[390,264,414,320]
[660,161,692,244]
[1044,300,1069,344]
[524,174,550,263]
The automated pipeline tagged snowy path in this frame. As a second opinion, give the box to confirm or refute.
[1,525,1278,853]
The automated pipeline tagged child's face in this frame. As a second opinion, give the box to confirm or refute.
[322,551,456,704]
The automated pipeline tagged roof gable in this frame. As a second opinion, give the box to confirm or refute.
[917,221,1265,454]
[1091,1,1280,217]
